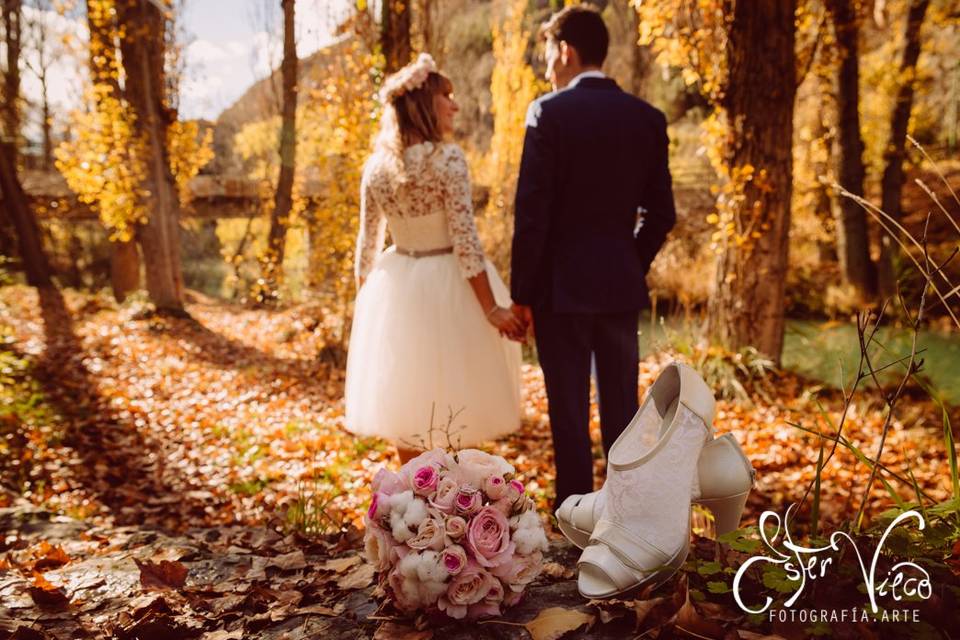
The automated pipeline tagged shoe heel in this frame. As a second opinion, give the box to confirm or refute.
[697,490,749,535]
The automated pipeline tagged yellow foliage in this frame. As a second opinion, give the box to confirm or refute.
[55,0,213,242]
[303,39,382,306]
[479,0,544,276]
[231,37,381,308]
[168,120,215,206]
[633,0,729,101]
[55,86,148,242]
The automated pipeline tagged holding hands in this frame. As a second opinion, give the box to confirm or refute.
[486,303,533,343]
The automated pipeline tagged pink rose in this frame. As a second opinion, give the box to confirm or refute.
[368,492,382,520]
[455,449,515,488]
[490,479,526,516]
[401,448,455,481]
[483,475,508,500]
[430,477,459,513]
[468,576,504,619]
[507,479,524,501]
[444,515,467,540]
[437,561,498,620]
[442,544,468,575]
[412,465,439,496]
[455,487,482,516]
[372,468,408,495]
[407,517,445,551]
[364,522,399,571]
[492,551,543,591]
[467,506,515,568]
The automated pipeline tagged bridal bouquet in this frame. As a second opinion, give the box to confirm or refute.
[363,448,549,620]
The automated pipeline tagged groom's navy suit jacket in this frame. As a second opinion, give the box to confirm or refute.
[510,77,676,313]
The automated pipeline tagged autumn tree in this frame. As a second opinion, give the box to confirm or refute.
[381,0,412,72]
[263,0,298,291]
[85,0,141,301]
[876,0,931,298]
[637,1,797,364]
[827,0,874,300]
[57,0,210,309]
[115,0,183,312]
[0,0,52,287]
[2,0,22,162]
[21,0,59,169]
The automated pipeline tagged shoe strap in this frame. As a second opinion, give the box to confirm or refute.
[578,543,645,592]
[582,518,672,575]
[557,492,602,532]
[571,492,599,531]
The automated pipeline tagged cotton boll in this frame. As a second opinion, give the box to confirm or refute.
[391,510,415,542]
[513,520,548,555]
[396,574,424,608]
[387,491,428,543]
[418,578,448,604]
[415,550,450,583]
[398,550,423,578]
[404,498,429,529]
[387,490,414,513]
[512,510,539,532]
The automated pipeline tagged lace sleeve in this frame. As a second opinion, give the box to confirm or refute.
[354,166,387,284]
[441,145,486,279]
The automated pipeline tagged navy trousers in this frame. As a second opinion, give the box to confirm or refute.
[532,308,640,511]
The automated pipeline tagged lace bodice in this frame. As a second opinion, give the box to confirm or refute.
[355,142,487,282]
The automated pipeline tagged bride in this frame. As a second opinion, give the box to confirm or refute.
[344,53,525,464]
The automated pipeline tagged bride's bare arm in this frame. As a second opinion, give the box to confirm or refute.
[468,270,525,338]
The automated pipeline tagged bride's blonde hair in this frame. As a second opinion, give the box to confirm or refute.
[372,54,453,181]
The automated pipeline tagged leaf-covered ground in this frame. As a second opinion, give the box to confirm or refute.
[1,285,958,638]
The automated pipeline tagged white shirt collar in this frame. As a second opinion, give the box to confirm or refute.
[567,70,606,89]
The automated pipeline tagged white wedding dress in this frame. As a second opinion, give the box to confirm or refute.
[344,141,522,449]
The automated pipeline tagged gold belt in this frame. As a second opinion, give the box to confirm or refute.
[395,246,454,258]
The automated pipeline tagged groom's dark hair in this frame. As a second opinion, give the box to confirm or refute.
[539,5,609,67]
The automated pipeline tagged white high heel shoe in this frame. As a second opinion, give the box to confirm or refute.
[576,362,716,600]
[556,433,755,549]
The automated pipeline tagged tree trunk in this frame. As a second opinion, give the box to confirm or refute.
[87,0,140,301]
[40,70,52,169]
[827,0,874,300]
[86,0,122,93]
[109,238,140,302]
[876,0,930,299]
[2,0,22,162]
[266,0,297,284]
[0,141,53,287]
[382,0,412,73]
[116,0,184,313]
[707,2,797,365]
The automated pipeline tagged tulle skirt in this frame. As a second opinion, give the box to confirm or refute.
[344,248,523,449]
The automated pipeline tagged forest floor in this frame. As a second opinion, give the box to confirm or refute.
[1,285,958,639]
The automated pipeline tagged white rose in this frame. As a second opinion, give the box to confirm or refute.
[456,449,515,489]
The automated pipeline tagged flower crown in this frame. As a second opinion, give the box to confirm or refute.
[379,53,438,103]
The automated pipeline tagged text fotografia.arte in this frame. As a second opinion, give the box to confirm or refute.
[732,505,933,623]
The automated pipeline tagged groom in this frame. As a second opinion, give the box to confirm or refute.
[510,6,677,511]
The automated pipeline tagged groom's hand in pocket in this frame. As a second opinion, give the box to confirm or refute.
[511,304,534,340]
